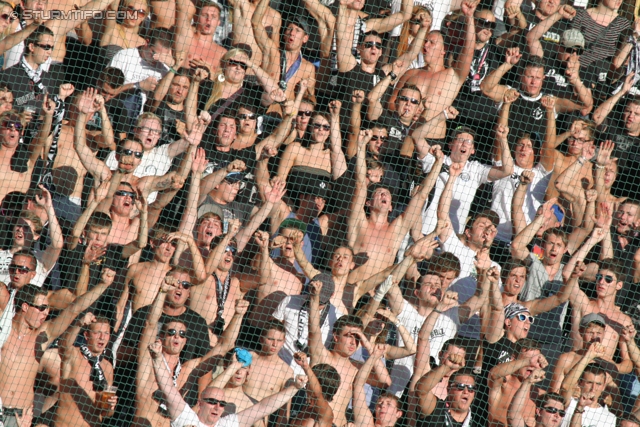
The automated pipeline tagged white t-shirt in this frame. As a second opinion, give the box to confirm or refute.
[560,398,616,427]
[171,404,239,427]
[105,143,173,203]
[491,163,552,243]
[388,299,460,396]
[273,295,343,376]
[419,154,493,235]
[0,249,51,287]
[108,48,169,115]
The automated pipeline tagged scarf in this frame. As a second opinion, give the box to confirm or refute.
[79,345,108,392]
[614,38,640,95]
[296,300,330,353]
[279,50,302,91]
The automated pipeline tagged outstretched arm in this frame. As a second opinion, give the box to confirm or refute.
[347,130,371,247]
[150,339,188,419]
[451,0,478,81]
[481,47,522,102]
[352,345,384,427]
[293,353,334,427]
[508,369,545,427]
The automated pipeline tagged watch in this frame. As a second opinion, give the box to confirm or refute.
[388,71,398,81]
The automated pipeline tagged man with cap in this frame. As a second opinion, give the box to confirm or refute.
[273,271,342,375]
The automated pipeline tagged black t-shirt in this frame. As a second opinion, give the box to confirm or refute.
[0,63,60,112]
[416,399,475,427]
[155,100,186,147]
[518,9,571,59]
[335,63,389,131]
[85,97,129,140]
[542,59,602,99]
[506,92,548,145]
[605,129,640,197]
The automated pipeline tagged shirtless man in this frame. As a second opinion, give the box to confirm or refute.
[507,374,566,427]
[174,0,227,73]
[487,339,548,427]
[389,0,478,140]
[347,131,444,283]
[308,280,391,427]
[232,0,281,70]
[55,314,117,427]
[0,269,116,427]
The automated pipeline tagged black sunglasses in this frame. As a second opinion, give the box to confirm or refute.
[175,280,192,290]
[9,264,33,274]
[515,313,535,324]
[119,148,143,159]
[475,18,496,30]
[0,13,15,22]
[201,398,228,407]
[298,111,313,117]
[35,43,54,51]
[362,41,383,49]
[313,123,331,131]
[596,273,615,284]
[2,120,22,131]
[237,113,256,120]
[164,328,186,338]
[114,190,137,199]
[370,135,387,142]
[27,302,49,312]
[227,60,248,70]
[564,46,584,56]
[542,407,566,417]
[398,95,420,105]
[452,383,476,392]
[159,239,177,248]
[126,6,147,15]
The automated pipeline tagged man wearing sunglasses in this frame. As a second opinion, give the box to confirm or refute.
[508,375,566,427]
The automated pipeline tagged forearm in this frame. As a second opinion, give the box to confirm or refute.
[205,233,232,274]
[511,184,529,236]
[211,363,241,388]
[527,12,561,45]
[561,355,591,394]
[481,63,512,95]
[593,90,625,125]
[178,173,200,235]
[75,264,91,296]
[437,174,457,221]
[512,216,544,256]
[347,102,363,158]
[507,381,532,427]
[99,108,116,150]
[490,358,530,383]
[571,79,593,111]
[293,246,319,280]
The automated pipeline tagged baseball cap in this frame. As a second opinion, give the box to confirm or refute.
[313,272,335,305]
[279,218,307,234]
[224,172,246,183]
[580,313,606,329]
[561,29,585,49]
[197,203,224,219]
[504,303,530,319]
[287,15,311,34]
[299,177,329,200]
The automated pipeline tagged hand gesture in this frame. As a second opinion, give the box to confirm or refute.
[558,4,576,20]
[352,89,365,104]
[264,177,286,204]
[443,106,459,120]
[589,227,607,243]
[461,0,479,17]
[376,307,398,324]
[133,186,147,213]
[444,352,465,370]
[596,140,616,167]
[293,352,309,369]
[254,231,270,248]
[328,100,341,117]
[578,391,596,408]
[149,339,163,359]
[83,244,106,265]
[587,341,607,359]
[139,77,158,92]
[35,185,53,209]
[487,266,500,284]
[153,50,175,68]
[526,368,546,384]
[309,280,322,300]
[77,88,100,115]
[435,218,452,237]
[269,88,287,104]
[358,129,372,150]
[193,67,209,82]
[541,94,556,110]
[581,142,596,162]
[474,250,492,274]
[571,261,587,278]
[235,299,249,315]
[449,162,464,178]
[539,198,558,222]
[372,342,387,358]
[227,218,241,237]
[79,312,97,327]
[623,72,636,93]
[495,124,509,141]
[391,59,404,77]
[58,83,75,100]
[42,95,56,116]
[621,324,637,343]
[504,2,521,19]
[191,147,208,174]
[100,268,116,286]
[270,235,287,249]
[162,274,180,292]
[430,144,444,162]
[519,169,535,185]
[530,353,549,369]
[565,57,581,84]
[585,189,598,203]
[437,290,459,312]
[408,235,439,261]
[505,47,522,66]
[226,159,246,173]
[503,88,520,104]
[294,375,308,389]
[419,11,432,28]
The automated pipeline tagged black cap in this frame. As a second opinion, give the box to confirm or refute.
[287,15,311,34]
[299,176,329,200]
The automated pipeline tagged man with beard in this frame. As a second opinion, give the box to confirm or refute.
[54,314,117,427]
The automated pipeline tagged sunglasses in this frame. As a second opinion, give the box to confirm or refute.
[175,280,192,290]
[159,239,177,248]
[9,264,33,274]
[126,6,147,16]
[564,46,584,56]
[35,43,54,51]
[2,120,22,131]
[0,13,15,22]
[452,383,476,392]
[362,41,383,49]
[475,18,496,30]
[542,407,566,417]
[237,113,256,120]
[225,245,237,255]
[164,328,186,338]
[410,18,421,25]
[398,95,420,105]
[596,273,615,284]
[27,302,49,312]
[119,148,143,159]
[201,398,228,407]
[227,60,248,70]
[515,313,535,324]
[298,111,313,117]
[370,135,387,142]
[114,190,137,199]
[313,123,331,131]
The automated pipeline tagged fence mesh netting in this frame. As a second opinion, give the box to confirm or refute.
[4,0,640,426]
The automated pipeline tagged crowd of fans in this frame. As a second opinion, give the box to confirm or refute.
[3,0,640,426]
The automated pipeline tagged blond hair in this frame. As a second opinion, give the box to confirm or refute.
[205,48,247,111]
[397,6,431,59]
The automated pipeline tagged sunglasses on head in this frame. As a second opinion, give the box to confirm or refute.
[370,135,387,142]
[452,382,476,392]
[362,41,382,49]
[119,148,143,159]
[298,110,313,117]
[237,113,256,120]
[2,120,22,131]
[227,60,248,70]
[164,328,186,338]
[398,95,420,105]
[201,398,228,407]
[27,302,49,312]
[596,273,615,284]
[0,13,15,22]
[515,313,535,323]
[564,46,584,56]
[312,123,331,131]
[542,407,566,417]
[114,190,137,199]
[9,264,33,274]
[475,18,496,30]
[35,43,54,51]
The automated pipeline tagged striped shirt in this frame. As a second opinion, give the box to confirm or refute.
[572,8,630,68]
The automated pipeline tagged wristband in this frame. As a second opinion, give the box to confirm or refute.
[434,309,443,314]
[575,408,585,414]
[442,109,449,120]
[169,67,178,74]
[577,156,586,165]
[388,72,398,81]
[394,319,401,327]
[595,163,605,170]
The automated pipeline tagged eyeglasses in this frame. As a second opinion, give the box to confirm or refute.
[452,383,476,392]
[596,273,615,284]
[542,407,566,417]
[515,313,535,323]
[201,398,228,408]
[2,120,22,131]
[298,110,313,117]
[175,280,192,290]
[119,148,143,159]
[475,18,496,30]
[237,113,256,120]
[362,41,383,50]
[313,123,331,131]
[225,246,237,255]
[35,43,54,51]
[114,190,137,199]
[27,302,49,312]
[9,264,33,274]
[398,95,420,105]
[0,13,15,22]
[227,60,248,70]
[563,46,584,56]
[164,328,187,338]
[370,135,387,142]
[139,126,161,135]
